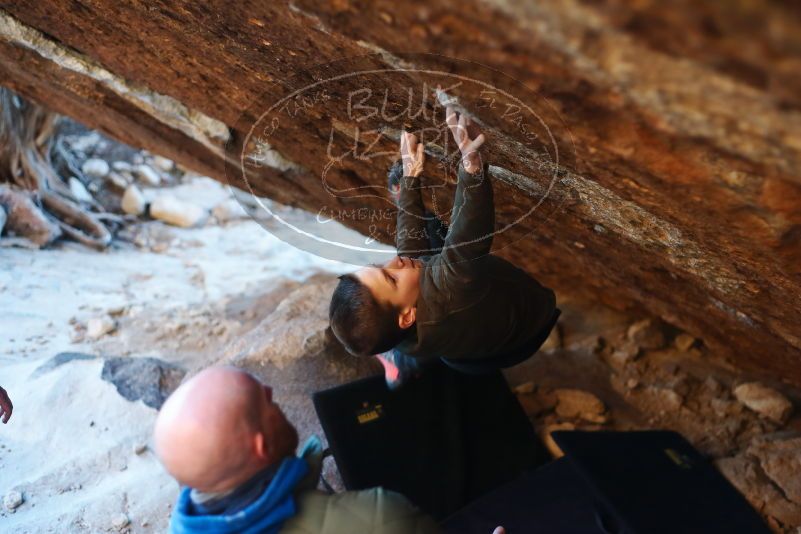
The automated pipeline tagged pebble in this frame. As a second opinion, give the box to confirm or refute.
[654,387,683,411]
[212,198,248,222]
[69,329,85,343]
[81,158,110,179]
[111,513,130,531]
[133,443,147,455]
[121,185,147,216]
[135,164,161,186]
[150,241,171,253]
[86,316,117,340]
[69,132,101,153]
[151,155,175,172]
[68,177,94,203]
[554,388,608,423]
[733,382,793,424]
[674,333,696,352]
[112,161,132,172]
[609,340,640,367]
[626,319,665,350]
[150,196,207,228]
[106,172,130,190]
[513,381,535,395]
[4,490,23,511]
[703,376,723,396]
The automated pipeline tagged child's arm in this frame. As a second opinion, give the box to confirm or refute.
[437,107,493,277]
[396,132,431,257]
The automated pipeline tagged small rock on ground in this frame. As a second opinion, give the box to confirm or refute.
[112,161,132,172]
[609,340,640,367]
[86,316,116,340]
[101,357,186,410]
[135,165,161,186]
[734,382,793,424]
[513,381,535,394]
[674,333,696,352]
[151,155,174,172]
[121,185,147,216]
[111,513,130,531]
[650,387,683,411]
[68,177,94,203]
[81,158,110,179]
[4,490,23,511]
[626,319,665,350]
[150,196,206,228]
[212,198,248,223]
[554,388,607,423]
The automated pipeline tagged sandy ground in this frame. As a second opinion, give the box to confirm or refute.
[0,179,381,532]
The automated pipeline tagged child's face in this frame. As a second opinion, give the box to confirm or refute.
[354,255,422,323]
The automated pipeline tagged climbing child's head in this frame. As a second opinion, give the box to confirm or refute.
[329,255,422,356]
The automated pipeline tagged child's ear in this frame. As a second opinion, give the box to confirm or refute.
[398,306,416,329]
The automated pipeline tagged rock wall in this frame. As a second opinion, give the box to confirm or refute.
[1,1,800,384]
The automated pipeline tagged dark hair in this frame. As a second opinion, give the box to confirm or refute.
[329,274,407,356]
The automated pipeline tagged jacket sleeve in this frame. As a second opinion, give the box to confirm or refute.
[396,174,433,258]
[432,163,494,284]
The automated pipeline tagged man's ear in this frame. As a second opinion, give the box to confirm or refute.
[398,306,416,329]
[253,432,270,462]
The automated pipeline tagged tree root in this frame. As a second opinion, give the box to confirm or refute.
[1,88,113,249]
[40,190,111,250]
[0,185,61,247]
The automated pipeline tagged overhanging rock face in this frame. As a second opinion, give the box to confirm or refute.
[1,1,800,384]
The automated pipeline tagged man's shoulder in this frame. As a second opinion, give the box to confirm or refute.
[282,487,440,533]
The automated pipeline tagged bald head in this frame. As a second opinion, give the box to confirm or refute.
[154,366,298,493]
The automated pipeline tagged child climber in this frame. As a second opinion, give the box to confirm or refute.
[329,106,557,388]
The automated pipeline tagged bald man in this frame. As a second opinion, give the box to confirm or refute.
[154,366,441,534]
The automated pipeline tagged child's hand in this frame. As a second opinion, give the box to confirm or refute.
[400,131,425,178]
[445,106,485,174]
[0,386,12,424]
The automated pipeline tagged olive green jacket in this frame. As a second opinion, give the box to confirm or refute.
[281,437,440,534]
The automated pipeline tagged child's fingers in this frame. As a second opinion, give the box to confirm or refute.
[0,399,9,423]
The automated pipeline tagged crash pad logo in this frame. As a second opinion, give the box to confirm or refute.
[226,53,573,265]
